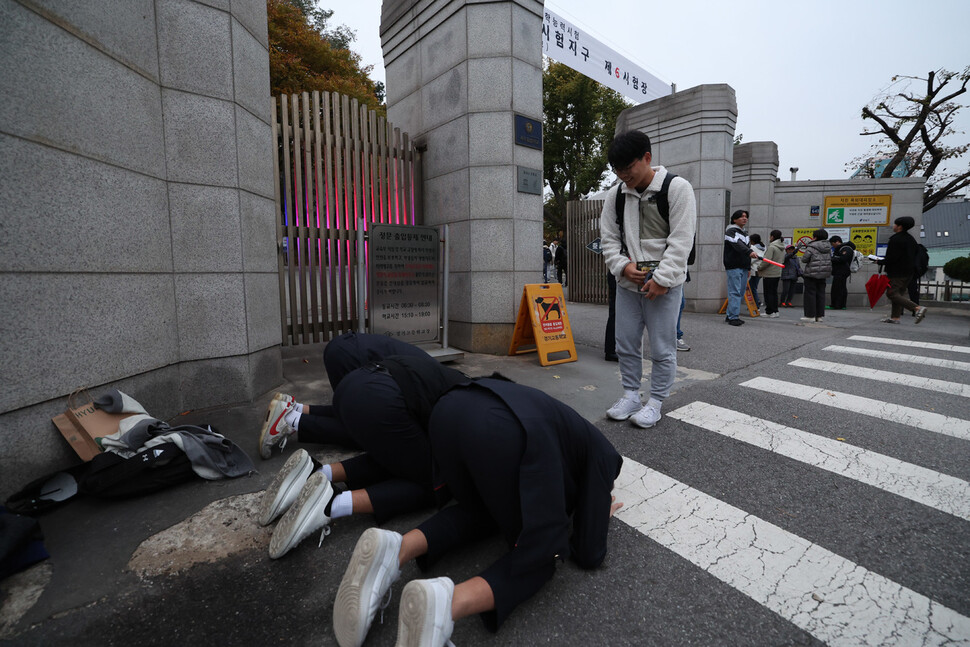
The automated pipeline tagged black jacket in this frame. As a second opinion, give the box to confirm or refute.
[455,378,622,572]
[723,224,751,270]
[831,244,853,278]
[323,331,429,390]
[881,231,918,279]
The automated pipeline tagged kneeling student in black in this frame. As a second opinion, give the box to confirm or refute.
[258,331,430,458]
[259,353,467,559]
[331,378,624,647]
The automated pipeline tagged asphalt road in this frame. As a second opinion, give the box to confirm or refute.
[3,300,969,646]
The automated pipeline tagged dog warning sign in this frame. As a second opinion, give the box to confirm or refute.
[508,283,577,366]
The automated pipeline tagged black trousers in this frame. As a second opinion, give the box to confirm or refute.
[831,274,848,309]
[781,279,798,304]
[763,277,780,314]
[803,277,827,318]
[417,389,554,632]
[298,370,433,523]
[605,272,616,357]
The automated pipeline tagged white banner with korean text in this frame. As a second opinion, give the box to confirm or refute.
[541,9,671,104]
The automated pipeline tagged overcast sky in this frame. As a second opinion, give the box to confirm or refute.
[328,0,969,183]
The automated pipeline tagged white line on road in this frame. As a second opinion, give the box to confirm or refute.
[612,457,970,646]
[847,335,970,355]
[666,401,970,520]
[739,377,970,441]
[825,345,970,372]
[789,357,970,398]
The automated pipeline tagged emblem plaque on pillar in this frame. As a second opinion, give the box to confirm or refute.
[514,114,542,150]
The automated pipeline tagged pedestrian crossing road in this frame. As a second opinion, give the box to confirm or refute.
[609,333,970,646]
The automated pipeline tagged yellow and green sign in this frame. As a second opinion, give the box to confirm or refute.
[850,227,878,256]
[823,195,892,226]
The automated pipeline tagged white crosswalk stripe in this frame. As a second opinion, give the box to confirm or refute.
[825,344,970,372]
[612,457,970,646]
[739,376,970,441]
[666,401,970,520]
[611,331,970,644]
[847,335,970,355]
[789,357,970,398]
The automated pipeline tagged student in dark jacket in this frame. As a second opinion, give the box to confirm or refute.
[780,245,801,307]
[723,210,759,325]
[331,378,624,647]
[259,331,431,457]
[260,353,468,560]
[828,236,854,310]
[878,216,928,324]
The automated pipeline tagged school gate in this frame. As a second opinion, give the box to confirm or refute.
[272,91,422,345]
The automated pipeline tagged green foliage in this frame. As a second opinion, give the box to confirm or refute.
[267,0,383,113]
[848,67,970,211]
[943,256,970,283]
[543,61,630,235]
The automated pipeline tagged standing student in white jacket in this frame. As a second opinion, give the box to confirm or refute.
[599,130,696,429]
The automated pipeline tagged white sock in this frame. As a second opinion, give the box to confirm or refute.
[293,402,304,414]
[647,397,663,410]
[625,390,641,401]
[283,408,301,430]
[319,464,333,481]
[329,491,353,519]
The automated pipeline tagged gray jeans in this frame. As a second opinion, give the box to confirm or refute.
[614,283,682,400]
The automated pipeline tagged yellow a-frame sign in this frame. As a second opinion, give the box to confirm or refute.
[508,283,577,366]
[718,284,761,317]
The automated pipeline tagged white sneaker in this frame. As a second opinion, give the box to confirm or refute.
[334,528,403,647]
[799,316,815,322]
[259,396,297,459]
[766,312,779,318]
[258,448,313,526]
[676,338,690,351]
[268,471,333,559]
[632,399,662,428]
[395,577,455,647]
[607,394,642,421]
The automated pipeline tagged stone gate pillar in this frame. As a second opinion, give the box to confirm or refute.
[380,0,545,353]
[615,84,738,313]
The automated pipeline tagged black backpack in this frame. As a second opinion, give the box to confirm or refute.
[914,244,929,278]
[614,173,696,265]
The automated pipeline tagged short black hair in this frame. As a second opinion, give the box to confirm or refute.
[830,236,842,244]
[813,228,829,241]
[607,130,652,169]
[770,229,782,240]
[730,209,748,223]
[749,233,762,245]
[895,216,915,231]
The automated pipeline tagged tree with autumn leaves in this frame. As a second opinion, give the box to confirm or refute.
[267,0,384,113]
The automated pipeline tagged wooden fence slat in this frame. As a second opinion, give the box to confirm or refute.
[271,96,288,346]
[303,91,321,343]
[322,91,340,339]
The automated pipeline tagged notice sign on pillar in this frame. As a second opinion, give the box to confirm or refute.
[369,224,440,343]
[508,283,577,366]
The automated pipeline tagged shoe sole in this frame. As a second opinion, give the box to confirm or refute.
[268,472,332,559]
[632,414,661,429]
[607,408,640,421]
[257,449,313,526]
[396,580,452,647]
[334,528,401,647]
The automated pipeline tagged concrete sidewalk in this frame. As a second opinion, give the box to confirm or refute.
[2,298,966,644]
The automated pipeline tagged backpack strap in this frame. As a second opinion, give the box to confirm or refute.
[614,185,628,258]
